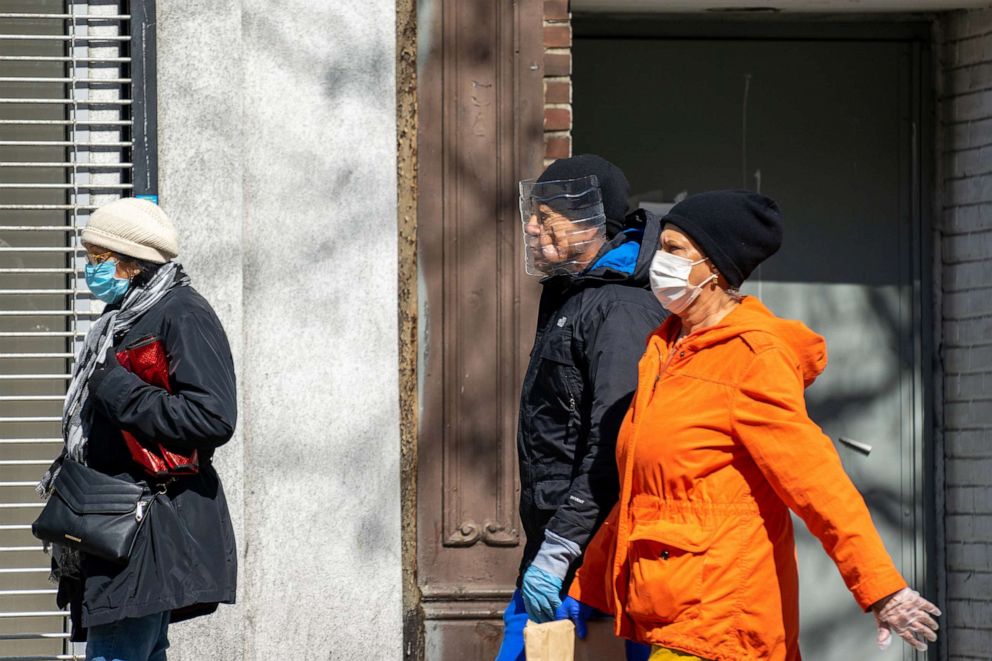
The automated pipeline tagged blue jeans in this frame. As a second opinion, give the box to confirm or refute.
[86,611,170,661]
[495,589,650,661]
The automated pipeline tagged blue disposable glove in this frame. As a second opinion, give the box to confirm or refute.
[521,565,564,623]
[625,640,652,661]
[554,596,596,639]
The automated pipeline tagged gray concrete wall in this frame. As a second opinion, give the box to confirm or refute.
[939,8,992,660]
[156,2,403,659]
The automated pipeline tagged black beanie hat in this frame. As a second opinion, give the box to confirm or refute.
[661,190,783,288]
[537,154,631,237]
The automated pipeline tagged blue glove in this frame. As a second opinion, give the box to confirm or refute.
[554,596,596,639]
[625,640,652,661]
[521,565,564,623]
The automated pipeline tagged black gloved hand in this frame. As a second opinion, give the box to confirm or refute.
[87,344,120,395]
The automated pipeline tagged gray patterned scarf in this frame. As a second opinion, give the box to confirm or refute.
[37,261,190,579]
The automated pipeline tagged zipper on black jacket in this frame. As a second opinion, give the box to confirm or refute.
[564,378,577,450]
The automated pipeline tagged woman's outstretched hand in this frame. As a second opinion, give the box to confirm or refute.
[871,588,941,652]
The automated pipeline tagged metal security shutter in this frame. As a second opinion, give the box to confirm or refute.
[0,2,154,659]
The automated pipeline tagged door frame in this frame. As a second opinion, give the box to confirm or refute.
[402,0,545,658]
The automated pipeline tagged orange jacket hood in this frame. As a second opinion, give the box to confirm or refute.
[672,296,828,388]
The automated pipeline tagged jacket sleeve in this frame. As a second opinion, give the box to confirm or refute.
[732,346,907,610]
[90,307,238,451]
[546,300,663,550]
[567,501,618,613]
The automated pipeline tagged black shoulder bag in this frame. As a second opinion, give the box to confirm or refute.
[32,459,160,564]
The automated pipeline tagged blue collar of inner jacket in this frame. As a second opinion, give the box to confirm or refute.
[587,229,643,275]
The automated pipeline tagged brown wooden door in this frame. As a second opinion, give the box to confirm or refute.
[416,0,544,657]
[416,4,631,657]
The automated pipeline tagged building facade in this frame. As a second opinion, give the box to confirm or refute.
[0,1,990,660]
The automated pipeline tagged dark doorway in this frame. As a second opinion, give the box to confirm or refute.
[573,18,935,660]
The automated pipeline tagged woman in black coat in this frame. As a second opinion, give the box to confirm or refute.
[44,198,237,661]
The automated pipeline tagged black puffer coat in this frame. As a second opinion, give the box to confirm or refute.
[59,275,237,638]
[517,210,666,581]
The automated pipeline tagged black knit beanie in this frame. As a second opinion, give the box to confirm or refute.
[536,154,631,237]
[661,190,783,288]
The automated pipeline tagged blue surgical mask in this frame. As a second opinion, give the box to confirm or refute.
[84,259,130,305]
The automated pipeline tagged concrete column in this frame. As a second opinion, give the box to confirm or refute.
[157,1,403,658]
[157,2,246,658]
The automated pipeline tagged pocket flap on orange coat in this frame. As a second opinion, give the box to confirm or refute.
[627,518,718,553]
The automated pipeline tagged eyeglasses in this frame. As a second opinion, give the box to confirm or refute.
[86,251,115,266]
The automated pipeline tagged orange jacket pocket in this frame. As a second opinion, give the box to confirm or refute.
[625,519,717,624]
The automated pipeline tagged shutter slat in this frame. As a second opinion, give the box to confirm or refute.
[0,6,135,656]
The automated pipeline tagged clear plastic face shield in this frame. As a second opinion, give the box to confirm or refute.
[519,175,608,277]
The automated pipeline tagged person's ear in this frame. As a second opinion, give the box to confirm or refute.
[116,259,139,280]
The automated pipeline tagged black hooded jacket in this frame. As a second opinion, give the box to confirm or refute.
[58,274,238,638]
[516,210,666,580]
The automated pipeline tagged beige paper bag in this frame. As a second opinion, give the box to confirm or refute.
[523,619,576,661]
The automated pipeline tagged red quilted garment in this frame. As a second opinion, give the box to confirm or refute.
[115,336,199,478]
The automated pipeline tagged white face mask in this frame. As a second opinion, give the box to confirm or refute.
[649,250,717,314]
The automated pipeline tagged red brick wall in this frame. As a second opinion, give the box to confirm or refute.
[543,0,571,165]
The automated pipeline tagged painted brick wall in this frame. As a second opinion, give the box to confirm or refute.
[940,8,992,661]
[544,0,571,165]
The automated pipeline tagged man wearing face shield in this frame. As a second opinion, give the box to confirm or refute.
[495,155,665,661]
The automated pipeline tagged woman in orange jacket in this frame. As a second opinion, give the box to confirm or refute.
[560,190,940,660]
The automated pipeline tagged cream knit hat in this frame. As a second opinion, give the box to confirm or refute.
[81,198,180,264]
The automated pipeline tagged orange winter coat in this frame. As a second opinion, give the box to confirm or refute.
[568,297,907,660]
